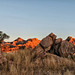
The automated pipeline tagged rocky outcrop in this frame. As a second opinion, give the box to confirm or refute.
[33,33,75,58]
[32,33,56,58]
[54,41,75,57]
[59,41,75,57]
[1,38,40,52]
[40,36,53,49]
[40,33,56,51]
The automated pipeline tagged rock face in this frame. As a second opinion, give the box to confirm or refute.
[40,36,53,48]
[40,33,57,51]
[58,41,75,57]
[33,33,75,58]
[66,36,75,45]
[32,33,56,58]
[1,38,40,53]
[55,38,62,44]
[48,33,57,41]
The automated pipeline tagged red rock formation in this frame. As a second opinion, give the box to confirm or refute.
[66,36,75,45]
[1,37,40,53]
[24,38,40,49]
[12,41,17,46]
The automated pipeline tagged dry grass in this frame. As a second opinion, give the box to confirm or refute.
[0,48,75,75]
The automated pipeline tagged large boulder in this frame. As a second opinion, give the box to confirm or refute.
[33,44,44,55]
[58,41,75,57]
[40,36,53,48]
[40,33,57,51]
[32,33,57,58]
[31,44,44,59]
[55,38,62,45]
[48,33,57,41]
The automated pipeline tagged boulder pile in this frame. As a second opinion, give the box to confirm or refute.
[33,33,75,58]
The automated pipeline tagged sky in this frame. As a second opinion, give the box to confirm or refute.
[0,0,75,42]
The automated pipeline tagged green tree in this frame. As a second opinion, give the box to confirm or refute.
[0,31,9,53]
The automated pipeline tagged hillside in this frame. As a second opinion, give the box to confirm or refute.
[1,38,40,53]
[0,33,75,75]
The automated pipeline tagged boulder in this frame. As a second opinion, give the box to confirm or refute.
[58,41,75,57]
[32,33,57,58]
[31,44,44,58]
[45,46,51,52]
[34,44,44,55]
[40,36,53,48]
[48,33,57,41]
[55,38,62,44]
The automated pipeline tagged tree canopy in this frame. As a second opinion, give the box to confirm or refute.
[0,31,9,44]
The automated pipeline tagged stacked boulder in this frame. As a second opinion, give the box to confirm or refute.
[33,33,75,58]
[40,33,56,52]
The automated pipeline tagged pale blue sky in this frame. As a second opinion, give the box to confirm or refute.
[0,0,75,41]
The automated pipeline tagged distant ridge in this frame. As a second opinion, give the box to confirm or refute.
[1,37,40,53]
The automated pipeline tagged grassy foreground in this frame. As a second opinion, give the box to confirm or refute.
[0,48,75,75]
